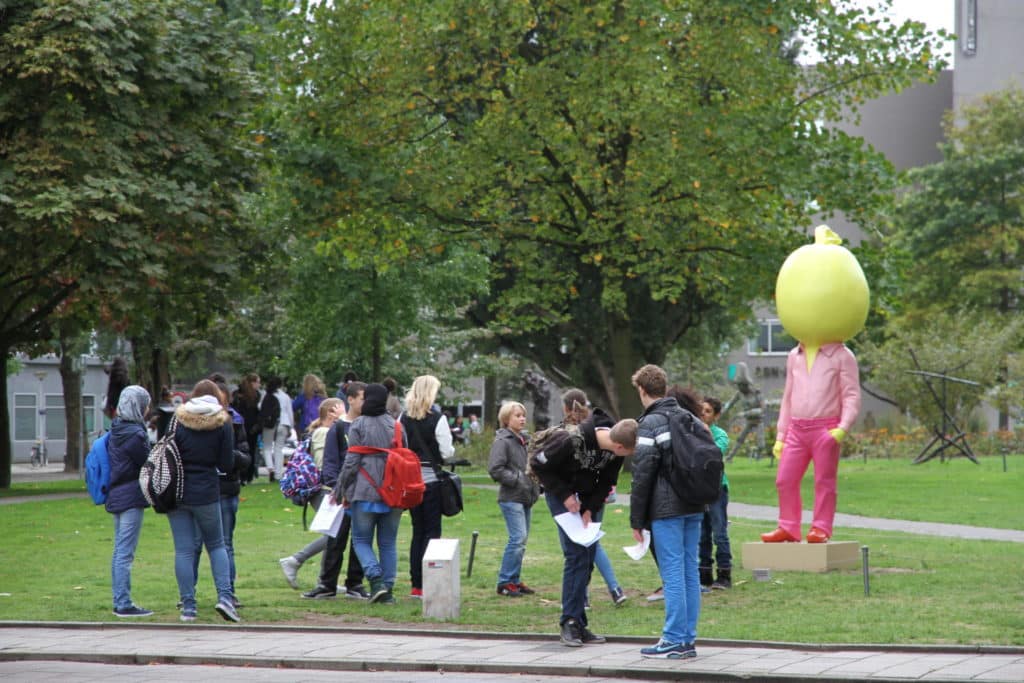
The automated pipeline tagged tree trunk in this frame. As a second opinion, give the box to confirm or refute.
[483,374,497,430]
[371,327,381,382]
[370,267,382,381]
[0,347,11,489]
[59,350,84,473]
[607,323,645,421]
[129,337,169,401]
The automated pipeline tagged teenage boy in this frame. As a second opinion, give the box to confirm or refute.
[301,381,368,599]
[700,396,732,590]
[630,364,706,660]
[529,411,637,647]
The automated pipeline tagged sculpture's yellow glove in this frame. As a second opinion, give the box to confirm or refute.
[829,428,847,443]
[772,440,784,459]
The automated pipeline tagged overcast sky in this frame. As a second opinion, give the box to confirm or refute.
[863,0,954,35]
[801,1,955,64]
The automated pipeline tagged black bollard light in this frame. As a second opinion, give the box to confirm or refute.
[861,545,870,596]
[467,530,480,578]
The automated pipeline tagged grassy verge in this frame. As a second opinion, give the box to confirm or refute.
[0,453,1021,645]
[0,478,85,498]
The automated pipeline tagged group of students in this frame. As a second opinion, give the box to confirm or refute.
[486,364,732,660]
[277,374,457,604]
[102,362,732,659]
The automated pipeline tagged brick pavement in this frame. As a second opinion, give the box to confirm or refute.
[1,624,1023,682]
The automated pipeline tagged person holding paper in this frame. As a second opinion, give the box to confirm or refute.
[528,412,637,648]
[630,364,706,660]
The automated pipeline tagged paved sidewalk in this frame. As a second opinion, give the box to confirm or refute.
[1,623,1023,682]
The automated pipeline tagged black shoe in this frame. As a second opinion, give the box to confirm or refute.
[580,627,606,644]
[113,605,153,618]
[712,568,732,590]
[559,619,583,647]
[301,585,337,599]
[369,578,390,603]
[344,584,370,600]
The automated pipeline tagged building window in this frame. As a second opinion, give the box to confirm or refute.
[14,394,36,441]
[748,319,797,355]
[45,395,65,440]
[82,395,96,437]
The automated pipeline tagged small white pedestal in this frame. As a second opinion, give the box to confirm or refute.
[422,538,460,620]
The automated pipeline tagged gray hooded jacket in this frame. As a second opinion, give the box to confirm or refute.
[487,428,539,506]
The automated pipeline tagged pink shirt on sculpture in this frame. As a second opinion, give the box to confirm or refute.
[776,342,860,438]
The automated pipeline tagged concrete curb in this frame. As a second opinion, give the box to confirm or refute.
[3,621,1022,655]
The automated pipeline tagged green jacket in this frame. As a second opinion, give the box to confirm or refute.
[710,423,730,490]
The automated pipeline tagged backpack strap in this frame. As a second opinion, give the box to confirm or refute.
[349,420,402,493]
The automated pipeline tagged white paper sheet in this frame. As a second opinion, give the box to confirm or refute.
[553,512,605,547]
[623,529,651,560]
[309,497,345,537]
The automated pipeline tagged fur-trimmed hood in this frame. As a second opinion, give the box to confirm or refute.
[175,403,230,431]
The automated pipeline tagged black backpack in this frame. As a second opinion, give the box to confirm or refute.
[656,409,724,506]
[259,393,280,430]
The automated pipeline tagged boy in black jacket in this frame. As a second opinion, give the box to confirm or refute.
[630,364,707,660]
[529,410,637,647]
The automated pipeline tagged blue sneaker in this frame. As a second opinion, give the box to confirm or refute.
[113,605,153,618]
[640,639,696,659]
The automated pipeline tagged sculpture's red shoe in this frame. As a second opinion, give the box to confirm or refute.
[806,527,830,544]
[760,527,799,543]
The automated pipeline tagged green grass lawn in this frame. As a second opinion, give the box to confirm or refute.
[1,453,1022,646]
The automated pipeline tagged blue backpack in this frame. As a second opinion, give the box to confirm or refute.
[85,433,111,505]
[279,435,321,507]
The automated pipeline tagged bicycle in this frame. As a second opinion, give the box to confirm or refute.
[29,439,48,467]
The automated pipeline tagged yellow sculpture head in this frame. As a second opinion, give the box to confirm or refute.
[775,226,869,346]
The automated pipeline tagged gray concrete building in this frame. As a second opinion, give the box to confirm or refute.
[7,354,110,465]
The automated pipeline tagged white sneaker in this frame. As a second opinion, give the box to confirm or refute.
[215,599,241,623]
[279,556,300,589]
[646,586,665,602]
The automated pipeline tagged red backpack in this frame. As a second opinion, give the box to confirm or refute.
[350,421,426,509]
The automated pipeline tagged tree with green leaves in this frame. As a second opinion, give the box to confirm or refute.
[858,312,1023,435]
[0,0,261,487]
[885,87,1024,428]
[894,88,1024,315]
[269,0,945,417]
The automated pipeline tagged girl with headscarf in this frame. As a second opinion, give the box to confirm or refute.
[105,385,153,617]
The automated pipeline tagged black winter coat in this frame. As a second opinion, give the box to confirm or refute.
[629,397,706,531]
[218,407,251,498]
[529,408,622,516]
[173,405,234,506]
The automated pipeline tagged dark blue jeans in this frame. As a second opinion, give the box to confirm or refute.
[192,495,240,594]
[699,486,731,570]
[545,492,596,628]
